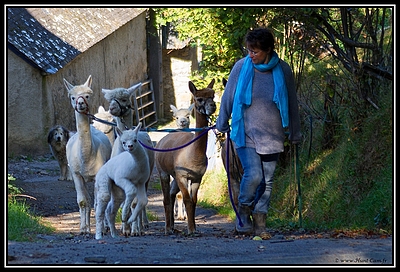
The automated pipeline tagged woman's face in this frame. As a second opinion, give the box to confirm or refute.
[246,44,270,64]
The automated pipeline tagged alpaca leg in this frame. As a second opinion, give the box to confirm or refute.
[120,181,136,236]
[130,201,143,236]
[66,166,73,181]
[176,192,186,220]
[130,197,140,236]
[130,197,146,236]
[141,207,148,229]
[94,181,111,239]
[160,172,173,234]
[105,184,124,231]
[83,184,92,234]
[171,179,185,220]
[175,179,187,220]
[128,184,148,236]
[73,175,92,234]
[170,179,180,230]
[184,181,200,234]
[106,186,125,238]
[141,179,150,229]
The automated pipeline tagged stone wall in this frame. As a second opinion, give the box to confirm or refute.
[161,46,198,121]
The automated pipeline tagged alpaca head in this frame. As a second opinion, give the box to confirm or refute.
[102,82,142,117]
[93,105,115,134]
[170,103,195,129]
[189,79,216,116]
[63,75,93,114]
[115,122,142,153]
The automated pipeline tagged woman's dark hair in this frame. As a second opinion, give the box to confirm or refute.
[245,28,275,52]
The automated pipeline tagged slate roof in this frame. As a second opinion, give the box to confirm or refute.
[7,7,146,74]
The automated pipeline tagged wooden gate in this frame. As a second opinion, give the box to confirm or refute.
[132,79,157,128]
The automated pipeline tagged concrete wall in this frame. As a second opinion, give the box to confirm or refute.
[7,11,148,157]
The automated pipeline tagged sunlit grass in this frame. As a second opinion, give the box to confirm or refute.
[7,197,54,242]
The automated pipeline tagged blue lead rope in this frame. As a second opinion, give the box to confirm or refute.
[226,131,243,227]
[139,126,214,152]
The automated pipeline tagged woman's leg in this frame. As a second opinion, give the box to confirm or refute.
[253,153,278,214]
[235,147,263,234]
[236,147,263,207]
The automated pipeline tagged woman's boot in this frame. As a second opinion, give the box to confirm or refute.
[252,213,267,236]
[235,204,253,235]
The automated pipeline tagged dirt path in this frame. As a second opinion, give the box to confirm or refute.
[6,155,393,267]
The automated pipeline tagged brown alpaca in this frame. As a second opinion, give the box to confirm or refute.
[155,79,216,235]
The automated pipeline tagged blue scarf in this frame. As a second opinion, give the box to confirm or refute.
[231,52,289,148]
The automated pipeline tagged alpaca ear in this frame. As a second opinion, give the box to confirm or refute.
[115,127,123,137]
[63,78,74,92]
[170,105,178,113]
[189,103,195,112]
[207,78,215,89]
[127,82,142,94]
[188,81,197,97]
[83,75,92,88]
[134,122,142,132]
[222,78,228,87]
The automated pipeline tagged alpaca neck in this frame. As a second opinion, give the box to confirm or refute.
[193,111,209,152]
[75,111,93,151]
[119,108,133,129]
[128,146,147,167]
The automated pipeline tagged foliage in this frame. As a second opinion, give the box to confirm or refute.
[8,174,20,195]
[153,8,266,84]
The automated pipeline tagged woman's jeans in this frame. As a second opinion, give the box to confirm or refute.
[236,147,279,214]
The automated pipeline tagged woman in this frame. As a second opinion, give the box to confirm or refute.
[216,27,302,235]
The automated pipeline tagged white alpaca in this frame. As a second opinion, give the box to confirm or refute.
[92,105,115,146]
[103,118,153,235]
[64,75,112,234]
[102,85,155,230]
[95,123,150,239]
[170,103,194,129]
[170,103,195,220]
